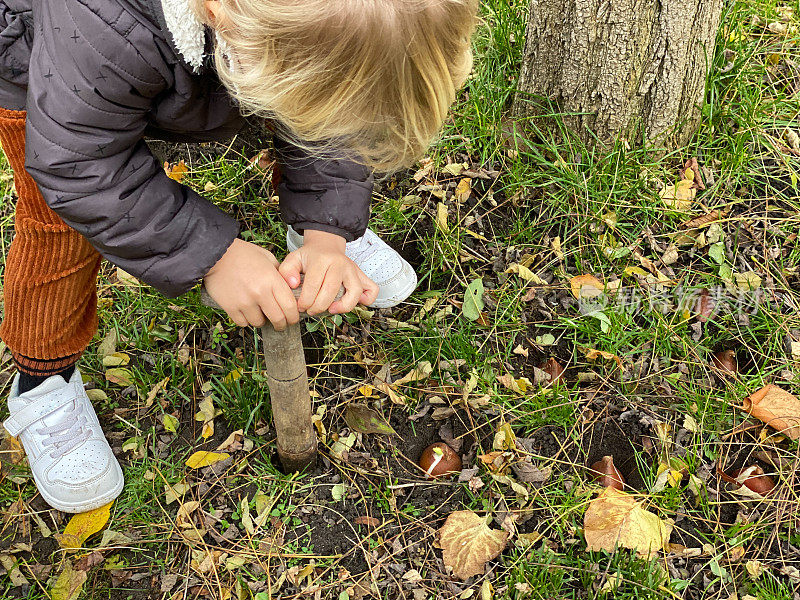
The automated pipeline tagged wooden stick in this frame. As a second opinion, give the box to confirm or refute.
[200,283,343,471]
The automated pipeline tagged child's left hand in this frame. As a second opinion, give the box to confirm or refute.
[279,230,379,315]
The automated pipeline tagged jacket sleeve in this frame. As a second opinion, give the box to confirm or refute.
[22,3,239,298]
[274,135,373,242]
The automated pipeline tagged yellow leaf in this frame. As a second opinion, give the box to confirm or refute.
[97,329,117,360]
[186,451,230,469]
[358,384,376,398]
[454,177,472,202]
[506,263,546,285]
[443,162,467,176]
[623,266,649,278]
[735,271,762,291]
[50,561,88,600]
[201,421,214,439]
[436,202,449,233]
[583,487,671,557]
[164,160,188,182]
[102,352,130,367]
[105,368,134,387]
[439,510,508,580]
[57,503,113,549]
[743,384,800,440]
[162,414,179,434]
[569,274,604,300]
[223,368,242,384]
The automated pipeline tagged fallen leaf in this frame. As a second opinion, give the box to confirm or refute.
[454,177,472,202]
[735,271,762,291]
[583,487,671,557]
[506,263,546,285]
[436,202,449,233]
[101,352,130,368]
[0,554,27,586]
[439,510,508,580]
[97,329,117,360]
[162,414,179,434]
[583,348,623,370]
[354,516,380,527]
[660,177,696,211]
[185,451,230,469]
[164,160,188,182]
[57,503,113,550]
[443,162,467,176]
[105,368,134,387]
[496,373,532,394]
[394,361,434,385]
[462,279,485,321]
[742,385,800,440]
[115,268,141,287]
[50,561,88,600]
[145,377,170,408]
[344,404,396,435]
[569,275,604,300]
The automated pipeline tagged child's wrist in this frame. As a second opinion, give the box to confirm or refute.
[303,229,346,252]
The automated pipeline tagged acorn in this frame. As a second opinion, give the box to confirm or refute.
[419,442,462,479]
[541,358,565,384]
[710,350,738,375]
[588,455,625,490]
[731,465,775,496]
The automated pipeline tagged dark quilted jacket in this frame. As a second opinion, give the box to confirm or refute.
[0,0,373,297]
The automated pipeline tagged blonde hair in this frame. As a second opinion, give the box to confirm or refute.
[192,0,477,173]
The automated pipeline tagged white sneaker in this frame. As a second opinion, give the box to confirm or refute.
[3,368,124,513]
[287,226,418,309]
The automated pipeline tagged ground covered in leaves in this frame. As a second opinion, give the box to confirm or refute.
[2,0,800,599]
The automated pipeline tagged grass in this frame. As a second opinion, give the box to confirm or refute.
[2,0,800,598]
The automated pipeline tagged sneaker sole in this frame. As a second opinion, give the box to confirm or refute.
[369,269,418,309]
[35,469,124,514]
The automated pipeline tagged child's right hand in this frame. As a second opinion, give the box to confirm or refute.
[204,239,300,331]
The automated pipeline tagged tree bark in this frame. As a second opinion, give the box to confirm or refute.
[513,0,723,148]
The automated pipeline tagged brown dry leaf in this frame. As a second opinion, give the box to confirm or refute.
[569,275,604,300]
[164,160,188,182]
[56,503,112,550]
[439,510,508,580]
[185,451,230,469]
[145,377,170,408]
[742,385,800,440]
[115,268,141,287]
[680,210,724,230]
[354,516,381,527]
[583,348,623,370]
[50,561,88,600]
[584,487,671,557]
[394,361,433,386]
[0,426,25,477]
[660,175,696,211]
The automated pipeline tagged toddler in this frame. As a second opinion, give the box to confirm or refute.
[0,0,476,512]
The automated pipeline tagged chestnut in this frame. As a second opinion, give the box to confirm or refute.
[731,466,775,496]
[419,442,462,479]
[710,350,738,375]
[588,455,625,490]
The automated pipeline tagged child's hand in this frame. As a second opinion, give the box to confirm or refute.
[279,230,379,315]
[204,239,300,330]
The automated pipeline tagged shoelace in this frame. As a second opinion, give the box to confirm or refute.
[347,231,382,264]
[36,400,91,459]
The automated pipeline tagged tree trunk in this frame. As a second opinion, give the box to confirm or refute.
[512,0,723,148]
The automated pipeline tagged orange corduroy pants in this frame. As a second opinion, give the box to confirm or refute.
[0,108,101,375]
